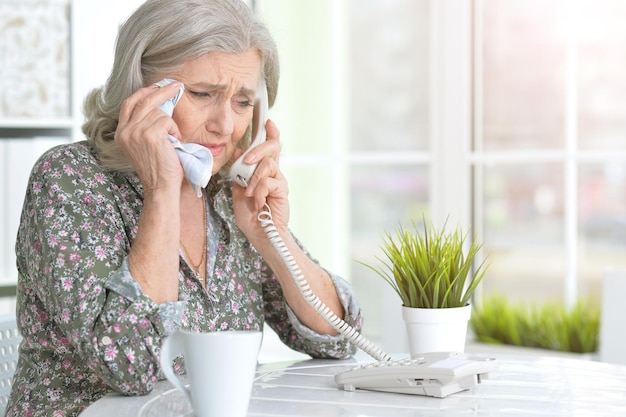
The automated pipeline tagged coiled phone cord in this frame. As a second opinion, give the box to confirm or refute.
[257,204,392,362]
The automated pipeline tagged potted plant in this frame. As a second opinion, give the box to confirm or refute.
[359,217,490,355]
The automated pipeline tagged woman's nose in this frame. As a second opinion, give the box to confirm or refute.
[206,100,235,136]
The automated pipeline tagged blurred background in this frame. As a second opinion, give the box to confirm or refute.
[1,0,624,355]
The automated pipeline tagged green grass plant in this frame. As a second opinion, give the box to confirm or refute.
[359,217,489,309]
[470,293,600,353]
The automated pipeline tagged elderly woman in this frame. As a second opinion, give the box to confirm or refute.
[6,0,361,415]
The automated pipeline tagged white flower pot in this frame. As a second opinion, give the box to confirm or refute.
[401,304,471,356]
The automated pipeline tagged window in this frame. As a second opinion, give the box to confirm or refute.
[474,0,626,304]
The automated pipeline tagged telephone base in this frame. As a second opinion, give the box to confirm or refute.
[335,352,498,398]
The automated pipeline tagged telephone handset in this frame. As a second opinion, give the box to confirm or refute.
[228,78,269,187]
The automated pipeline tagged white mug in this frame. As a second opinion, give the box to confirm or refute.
[160,329,263,417]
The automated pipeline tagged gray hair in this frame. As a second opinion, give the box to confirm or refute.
[82,0,279,173]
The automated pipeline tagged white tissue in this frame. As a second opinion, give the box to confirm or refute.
[156,78,213,197]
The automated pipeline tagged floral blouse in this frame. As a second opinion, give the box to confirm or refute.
[6,141,361,417]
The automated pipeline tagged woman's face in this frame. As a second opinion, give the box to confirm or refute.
[169,50,262,173]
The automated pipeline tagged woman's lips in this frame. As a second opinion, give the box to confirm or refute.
[201,143,225,156]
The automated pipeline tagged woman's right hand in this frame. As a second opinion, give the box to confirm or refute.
[114,82,185,193]
[115,82,185,304]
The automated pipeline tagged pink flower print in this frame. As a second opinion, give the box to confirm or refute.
[69,252,81,263]
[237,283,244,294]
[63,164,75,176]
[112,323,121,333]
[95,173,106,184]
[48,235,58,247]
[62,278,73,291]
[104,345,118,361]
[232,303,240,314]
[95,246,107,261]
[55,258,66,269]
[125,348,136,363]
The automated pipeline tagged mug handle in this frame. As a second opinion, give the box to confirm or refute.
[160,330,192,402]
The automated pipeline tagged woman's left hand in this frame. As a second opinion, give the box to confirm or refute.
[232,120,345,335]
[232,119,289,238]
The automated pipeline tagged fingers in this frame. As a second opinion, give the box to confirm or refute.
[114,81,185,190]
[240,119,281,165]
[118,81,182,129]
[240,154,280,196]
[238,119,281,195]
[232,160,288,215]
[252,172,288,211]
[232,119,289,229]
[116,81,183,145]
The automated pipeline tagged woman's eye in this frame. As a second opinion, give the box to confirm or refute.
[189,90,212,99]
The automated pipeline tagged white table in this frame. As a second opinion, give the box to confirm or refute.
[80,353,626,416]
